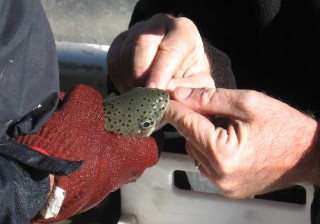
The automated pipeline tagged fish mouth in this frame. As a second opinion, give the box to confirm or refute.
[153,120,168,133]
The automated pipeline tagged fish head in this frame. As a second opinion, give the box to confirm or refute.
[103,87,169,137]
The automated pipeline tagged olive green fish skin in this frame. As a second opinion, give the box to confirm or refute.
[103,87,169,137]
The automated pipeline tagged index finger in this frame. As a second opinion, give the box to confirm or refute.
[130,14,167,87]
[164,99,245,174]
[164,100,217,154]
[146,17,198,89]
[172,87,250,120]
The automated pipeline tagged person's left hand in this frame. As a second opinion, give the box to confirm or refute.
[15,84,161,222]
[164,87,320,198]
[107,13,215,93]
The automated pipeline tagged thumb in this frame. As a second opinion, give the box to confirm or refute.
[171,87,247,120]
[164,100,216,150]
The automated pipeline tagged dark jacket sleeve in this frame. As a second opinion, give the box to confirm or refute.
[0,0,59,141]
[0,0,59,222]
[0,152,49,223]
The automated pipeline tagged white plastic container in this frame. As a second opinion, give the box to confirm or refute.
[119,152,313,224]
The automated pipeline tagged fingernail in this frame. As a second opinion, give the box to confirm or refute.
[175,87,192,100]
[146,82,156,89]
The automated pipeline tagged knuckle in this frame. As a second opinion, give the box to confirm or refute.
[157,17,201,60]
[219,162,235,176]
[174,17,200,44]
[135,33,156,48]
[215,178,235,194]
[237,90,261,109]
[214,178,243,199]
[158,41,186,59]
[176,110,203,142]
[214,152,238,177]
[151,13,173,21]
[180,111,197,134]
[198,88,216,107]
[174,17,197,30]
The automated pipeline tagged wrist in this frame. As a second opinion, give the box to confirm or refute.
[299,119,320,186]
[49,174,55,195]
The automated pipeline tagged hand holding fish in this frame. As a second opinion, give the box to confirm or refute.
[15,85,161,222]
[165,87,320,198]
[107,13,215,93]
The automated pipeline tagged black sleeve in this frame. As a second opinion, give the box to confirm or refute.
[202,38,236,89]
[0,0,60,222]
[0,140,81,223]
[0,0,60,141]
[0,154,49,223]
[312,186,320,224]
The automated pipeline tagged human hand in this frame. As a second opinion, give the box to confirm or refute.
[15,84,161,222]
[107,13,215,93]
[164,87,320,198]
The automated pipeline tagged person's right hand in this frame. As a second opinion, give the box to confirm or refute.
[107,13,215,93]
[164,87,320,198]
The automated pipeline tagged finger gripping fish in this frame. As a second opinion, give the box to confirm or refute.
[103,87,169,137]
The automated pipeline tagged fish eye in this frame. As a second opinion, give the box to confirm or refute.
[140,118,155,130]
[141,121,151,129]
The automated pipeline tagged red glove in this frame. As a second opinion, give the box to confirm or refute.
[15,84,161,222]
